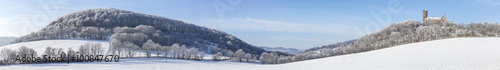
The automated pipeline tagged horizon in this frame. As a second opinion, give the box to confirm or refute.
[1,0,500,50]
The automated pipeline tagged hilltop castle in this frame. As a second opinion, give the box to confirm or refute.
[423,9,447,26]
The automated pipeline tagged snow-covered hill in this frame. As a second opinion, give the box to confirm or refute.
[2,38,500,70]
[0,39,110,56]
[277,38,500,70]
[12,8,267,55]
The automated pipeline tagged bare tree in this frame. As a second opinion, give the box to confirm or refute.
[212,52,222,61]
[245,53,252,62]
[154,43,162,57]
[234,49,245,62]
[1,48,17,65]
[142,39,155,58]
[44,47,55,56]
[199,52,205,60]
[278,56,292,64]
[171,43,180,58]
[124,41,139,57]
[162,46,170,58]
[110,39,123,56]
[67,48,75,58]
[17,46,37,58]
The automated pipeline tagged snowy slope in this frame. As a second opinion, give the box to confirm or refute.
[2,38,500,70]
[0,39,110,56]
[275,38,500,70]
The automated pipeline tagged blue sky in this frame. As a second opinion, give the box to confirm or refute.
[0,0,499,49]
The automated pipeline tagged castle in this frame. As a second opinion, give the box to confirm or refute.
[423,9,447,26]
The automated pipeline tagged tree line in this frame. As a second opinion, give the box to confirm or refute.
[0,42,105,65]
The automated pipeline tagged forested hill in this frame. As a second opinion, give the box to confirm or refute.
[11,8,266,55]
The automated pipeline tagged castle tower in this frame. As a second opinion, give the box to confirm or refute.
[423,9,427,21]
[441,13,447,26]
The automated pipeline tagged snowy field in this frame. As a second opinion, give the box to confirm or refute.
[0,39,110,56]
[2,38,500,70]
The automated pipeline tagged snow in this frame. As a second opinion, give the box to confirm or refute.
[0,39,110,56]
[278,38,500,70]
[2,38,500,70]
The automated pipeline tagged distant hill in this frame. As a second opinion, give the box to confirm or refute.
[11,8,265,55]
[0,37,17,46]
[302,39,356,53]
[292,20,500,63]
[258,46,302,54]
